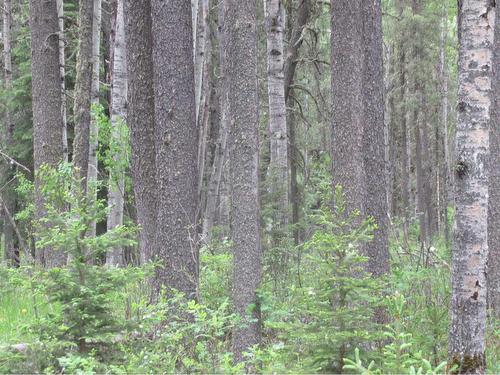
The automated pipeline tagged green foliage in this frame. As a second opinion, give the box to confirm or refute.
[257,186,384,373]
[115,293,243,374]
[343,294,449,375]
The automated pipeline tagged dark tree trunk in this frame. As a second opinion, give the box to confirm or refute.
[124,0,157,264]
[72,0,94,185]
[224,0,262,362]
[488,0,500,319]
[330,0,364,215]
[151,0,199,299]
[29,0,64,267]
[361,0,390,279]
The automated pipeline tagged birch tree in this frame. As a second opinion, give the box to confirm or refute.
[106,0,127,266]
[449,1,494,372]
[264,0,289,243]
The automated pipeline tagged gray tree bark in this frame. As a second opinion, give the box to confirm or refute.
[448,1,494,372]
[330,0,364,215]
[56,0,67,163]
[264,0,289,241]
[72,0,93,185]
[488,0,500,320]
[225,0,262,362]
[151,0,199,298]
[284,0,310,246]
[124,0,157,264]
[29,0,64,267]
[87,0,101,238]
[361,0,389,279]
[106,0,127,266]
[2,0,16,265]
[439,3,451,244]
[202,0,229,241]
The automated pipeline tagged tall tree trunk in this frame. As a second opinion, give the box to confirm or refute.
[151,0,199,298]
[265,0,289,244]
[359,0,391,327]
[448,1,494,372]
[488,0,500,320]
[2,0,16,265]
[330,0,364,215]
[87,0,101,237]
[284,0,310,246]
[29,0,64,267]
[202,0,229,241]
[106,0,127,266]
[56,0,67,163]
[72,0,94,185]
[196,0,212,222]
[225,0,262,362]
[439,2,451,244]
[361,0,389,280]
[124,0,156,264]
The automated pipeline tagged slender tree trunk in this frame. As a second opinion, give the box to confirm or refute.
[124,0,156,264]
[439,3,451,244]
[106,0,126,266]
[225,0,262,362]
[202,1,229,241]
[151,0,199,299]
[72,0,93,185]
[196,0,212,221]
[56,0,67,163]
[2,0,16,265]
[284,0,309,246]
[361,0,389,280]
[488,0,500,320]
[87,0,101,237]
[265,0,289,242]
[330,0,364,215]
[448,1,494,372]
[29,0,64,267]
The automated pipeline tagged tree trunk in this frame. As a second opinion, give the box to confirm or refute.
[225,0,262,362]
[202,0,229,241]
[106,0,127,266]
[2,0,16,266]
[87,0,101,237]
[448,1,494,372]
[29,0,64,267]
[361,0,389,279]
[124,0,157,264]
[330,0,364,215]
[151,0,199,299]
[488,0,500,320]
[439,2,451,243]
[196,0,212,222]
[284,0,310,246]
[72,0,94,185]
[56,0,67,163]
[265,0,289,243]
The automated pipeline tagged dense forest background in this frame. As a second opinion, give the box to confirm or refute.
[0,0,498,373]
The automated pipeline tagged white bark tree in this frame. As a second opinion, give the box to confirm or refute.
[448,1,494,372]
[106,0,127,266]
